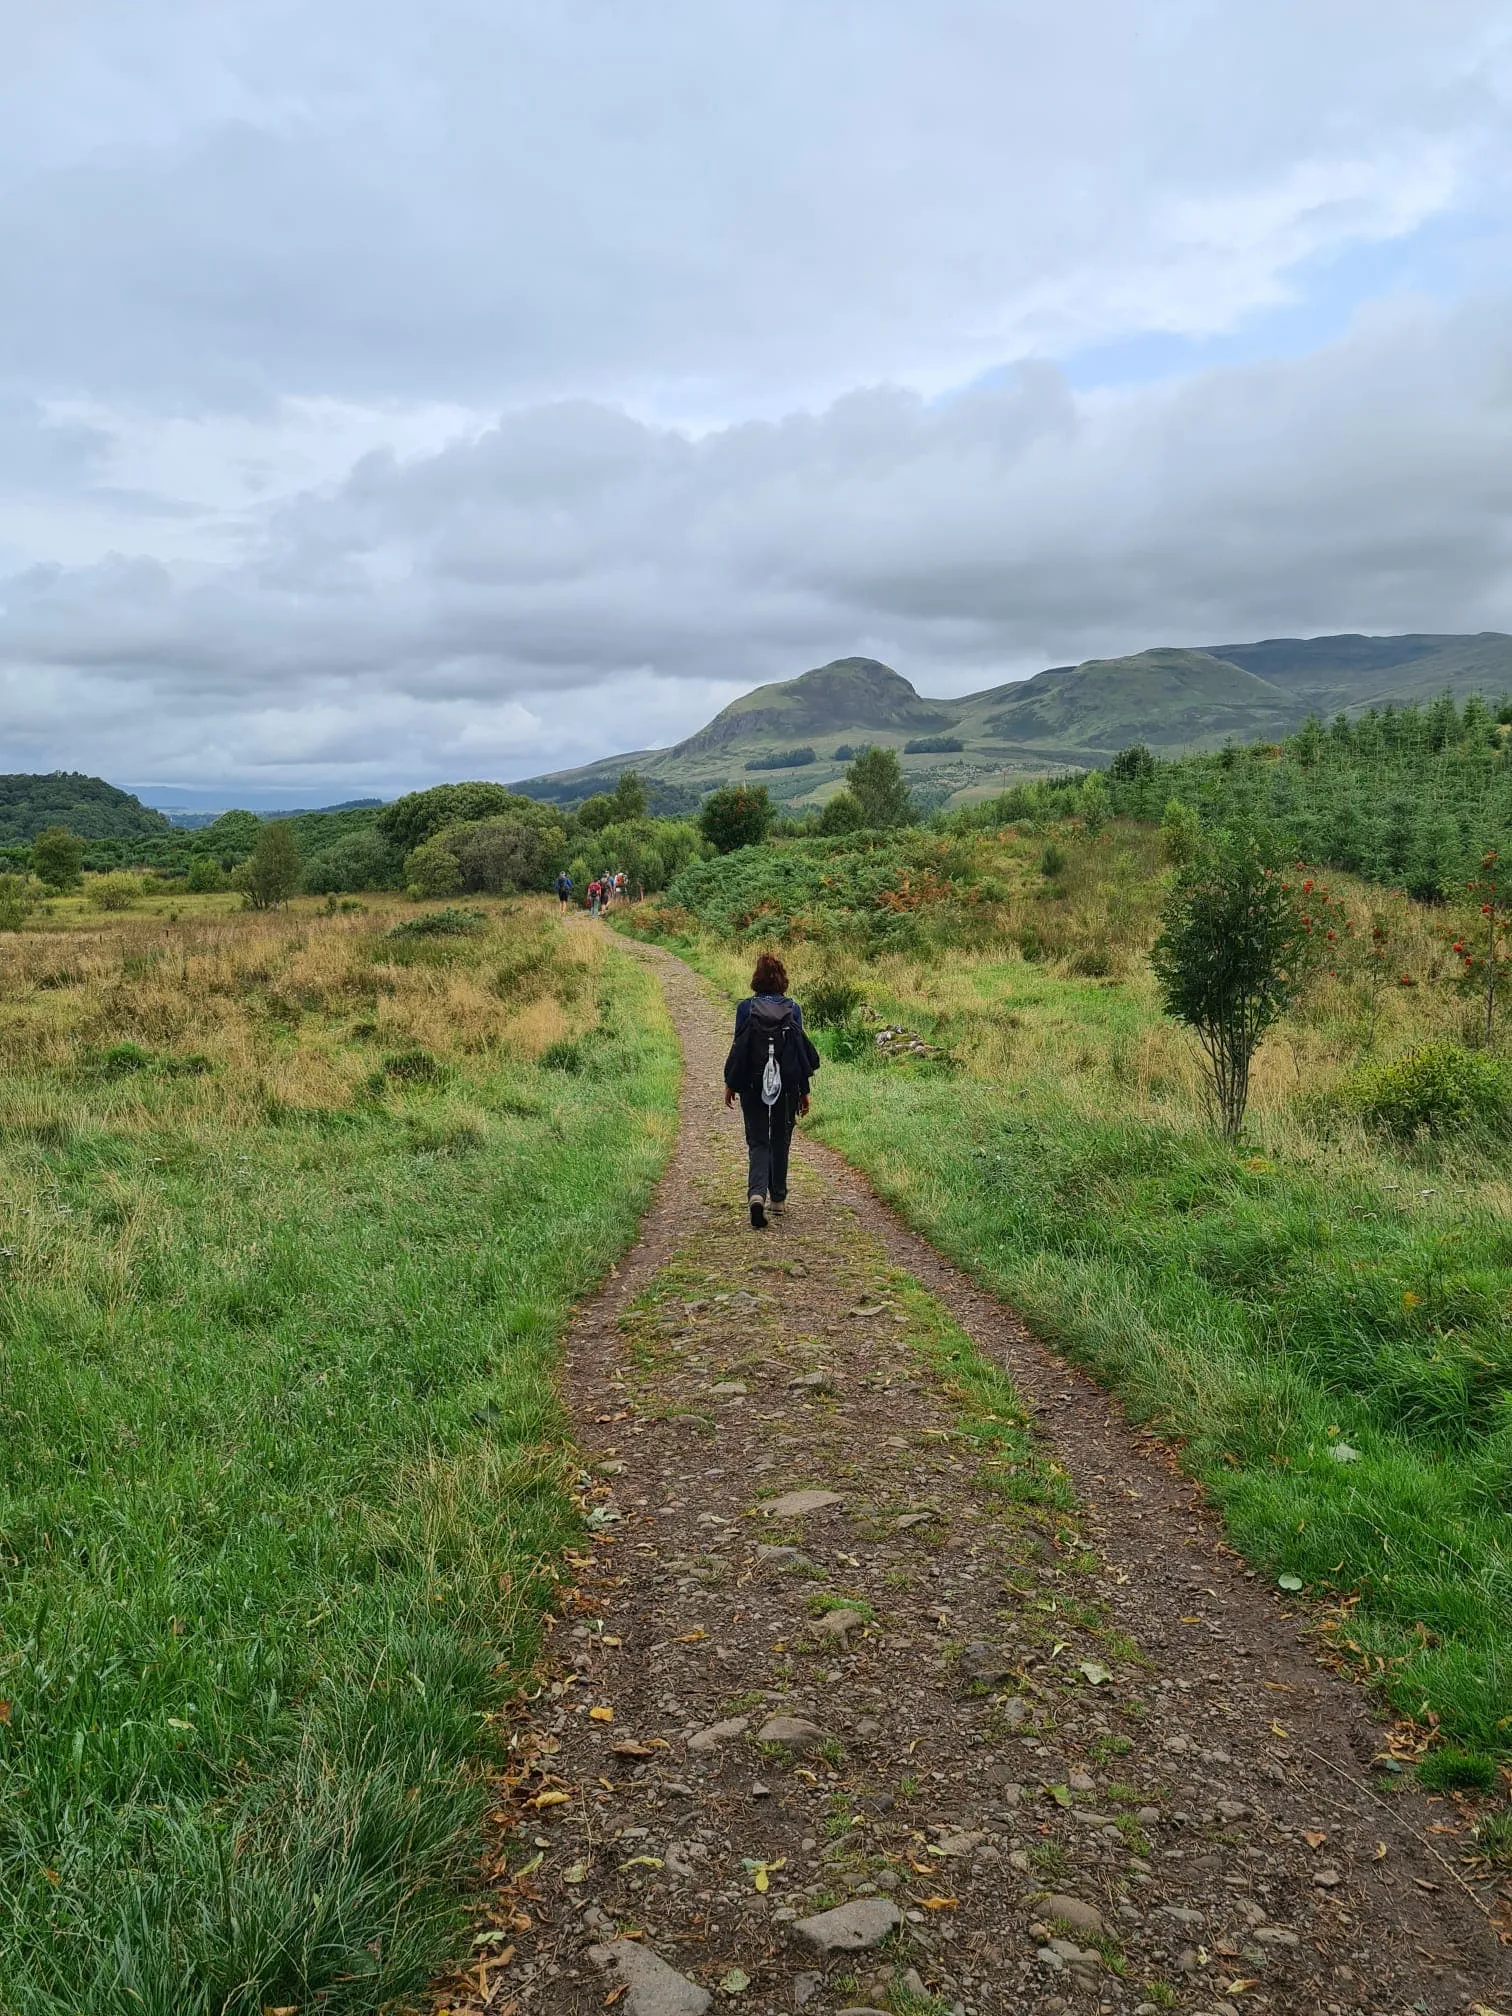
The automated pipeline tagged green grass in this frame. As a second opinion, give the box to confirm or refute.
[0,916,678,2013]
[807,1061,1512,1749]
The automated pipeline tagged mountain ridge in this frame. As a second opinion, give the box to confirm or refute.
[511,632,1512,812]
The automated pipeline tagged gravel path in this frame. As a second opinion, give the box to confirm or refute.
[440,940,1510,2016]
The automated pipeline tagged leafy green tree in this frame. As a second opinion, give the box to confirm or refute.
[235,821,302,909]
[377,782,519,852]
[1151,825,1316,1139]
[818,790,865,836]
[1078,771,1111,837]
[1159,797,1201,867]
[185,855,227,893]
[30,825,85,890]
[846,747,914,828]
[1108,742,1156,782]
[0,873,32,930]
[699,783,772,854]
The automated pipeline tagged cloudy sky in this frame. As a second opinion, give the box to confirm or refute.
[3,1,1511,805]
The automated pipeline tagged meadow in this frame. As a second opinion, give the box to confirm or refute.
[627,816,1512,1762]
[0,897,679,2014]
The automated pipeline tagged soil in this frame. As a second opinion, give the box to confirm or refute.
[437,940,1512,2016]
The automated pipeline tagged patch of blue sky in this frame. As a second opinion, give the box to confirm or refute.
[988,207,1500,398]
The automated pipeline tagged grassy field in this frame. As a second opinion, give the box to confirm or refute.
[0,897,679,2014]
[625,820,1512,1762]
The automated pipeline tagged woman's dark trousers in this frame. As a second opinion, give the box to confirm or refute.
[739,1091,795,1201]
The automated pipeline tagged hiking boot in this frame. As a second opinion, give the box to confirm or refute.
[749,1195,767,1229]
[768,1198,786,1218]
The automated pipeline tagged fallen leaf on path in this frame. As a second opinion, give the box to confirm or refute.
[717,1969,750,1995]
[619,1855,663,1871]
[1302,1830,1328,1849]
[741,1857,786,1892]
[563,1863,588,1883]
[589,1705,614,1722]
[530,1790,571,1809]
[920,1895,959,1910]
[1270,1720,1290,1738]
[1078,1660,1112,1685]
[676,1629,706,1643]
[1049,1784,1073,1808]
[612,1739,666,1756]
[1222,1980,1259,1995]
[1277,1574,1303,1592]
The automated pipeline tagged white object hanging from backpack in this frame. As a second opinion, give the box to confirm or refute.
[761,1040,782,1108]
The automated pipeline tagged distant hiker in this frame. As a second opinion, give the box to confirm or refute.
[588,878,602,917]
[599,874,612,913]
[723,951,820,1229]
[556,871,573,911]
[615,870,627,904]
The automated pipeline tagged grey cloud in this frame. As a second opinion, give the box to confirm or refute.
[0,2,1505,413]
[4,292,1512,791]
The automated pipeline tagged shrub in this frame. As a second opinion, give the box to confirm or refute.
[1343,1042,1512,1140]
[387,908,487,939]
[303,828,404,894]
[87,872,141,911]
[185,855,227,893]
[745,747,816,771]
[573,772,649,831]
[804,975,864,1028]
[1151,825,1316,1139]
[1109,742,1157,782]
[1039,843,1065,878]
[1417,1747,1498,1794]
[1160,798,1201,867]
[904,735,964,755]
[30,825,85,891]
[699,783,773,854]
[0,873,32,930]
[404,833,462,898]
[818,790,865,836]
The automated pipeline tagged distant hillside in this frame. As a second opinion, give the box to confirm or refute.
[512,634,1512,813]
[0,772,173,847]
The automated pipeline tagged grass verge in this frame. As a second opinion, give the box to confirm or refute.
[0,902,679,2015]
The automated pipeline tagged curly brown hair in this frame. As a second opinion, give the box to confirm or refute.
[750,952,788,994]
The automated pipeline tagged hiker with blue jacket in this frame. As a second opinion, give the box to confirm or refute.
[723,952,821,1229]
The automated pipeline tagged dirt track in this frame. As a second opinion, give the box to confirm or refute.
[442,938,1511,2016]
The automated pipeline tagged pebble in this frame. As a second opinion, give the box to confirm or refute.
[791,1898,903,1953]
[710,1381,747,1397]
[959,1641,1012,1683]
[756,1715,827,1751]
[814,1608,867,1641]
[1038,1894,1105,1935]
[787,1369,835,1391]
[756,1544,808,1566]
[895,1511,935,1529]
[763,1488,844,1518]
[1254,1926,1299,1947]
[793,1974,821,2008]
[1068,1770,1096,1792]
[687,1715,750,1752]
[588,1940,712,2016]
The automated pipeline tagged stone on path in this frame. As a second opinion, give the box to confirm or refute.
[959,1640,1012,1682]
[813,1607,866,1641]
[787,1369,834,1391]
[588,1940,712,2016]
[763,1488,844,1518]
[756,1714,827,1752]
[710,1380,747,1397]
[791,1898,902,1953]
[687,1715,750,1752]
[1038,1893,1105,1934]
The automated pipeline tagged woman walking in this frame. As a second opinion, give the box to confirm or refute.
[723,951,820,1228]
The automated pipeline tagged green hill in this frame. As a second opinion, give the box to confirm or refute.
[513,634,1512,813]
[0,772,174,847]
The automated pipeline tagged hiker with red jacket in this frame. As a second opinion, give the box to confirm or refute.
[723,951,821,1228]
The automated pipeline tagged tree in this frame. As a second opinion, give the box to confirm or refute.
[1159,798,1200,867]
[185,855,227,893]
[0,873,32,930]
[846,747,914,827]
[1109,742,1156,782]
[30,825,84,891]
[235,821,302,909]
[376,782,518,852]
[1078,771,1111,836]
[699,783,772,854]
[818,789,865,836]
[1150,825,1316,1139]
